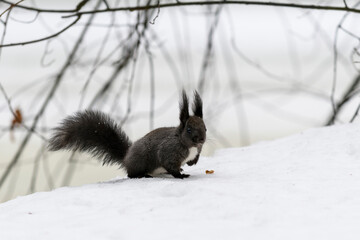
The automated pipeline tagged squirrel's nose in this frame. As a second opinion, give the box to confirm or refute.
[192,136,204,143]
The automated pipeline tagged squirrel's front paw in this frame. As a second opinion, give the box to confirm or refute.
[171,172,190,179]
[180,173,190,179]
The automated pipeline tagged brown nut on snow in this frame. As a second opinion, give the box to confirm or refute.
[205,170,214,174]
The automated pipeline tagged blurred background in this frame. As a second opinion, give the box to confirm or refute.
[1,0,360,202]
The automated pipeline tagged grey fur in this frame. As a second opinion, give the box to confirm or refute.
[48,90,206,179]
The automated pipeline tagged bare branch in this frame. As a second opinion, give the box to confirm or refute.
[326,75,360,125]
[350,102,360,122]
[0,0,78,14]
[40,40,55,67]
[0,83,47,141]
[339,26,360,40]
[102,0,110,10]
[149,0,160,25]
[198,6,221,94]
[10,11,39,23]
[28,144,46,193]
[0,0,24,18]
[61,152,77,186]
[2,0,360,18]
[88,5,153,109]
[0,1,101,189]
[0,2,11,58]
[328,2,360,124]
[144,36,155,130]
[231,38,292,82]
[0,16,81,48]
[75,0,89,12]
[63,1,360,18]
[79,11,116,109]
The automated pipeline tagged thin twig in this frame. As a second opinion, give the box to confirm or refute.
[58,0,107,186]
[220,8,250,146]
[102,0,110,10]
[40,40,55,67]
[231,38,292,82]
[79,11,116,109]
[149,29,182,89]
[0,2,11,58]
[198,6,222,94]
[88,4,153,109]
[28,144,45,193]
[111,1,153,127]
[149,0,160,24]
[41,150,54,189]
[328,2,360,125]
[340,26,360,40]
[169,9,194,87]
[0,0,79,13]
[144,36,155,130]
[0,0,24,18]
[119,18,143,126]
[61,152,77,186]
[350,102,360,122]
[326,75,360,125]
[0,1,98,189]
[0,16,81,47]
[0,83,47,141]
[86,24,140,108]
[10,11,39,23]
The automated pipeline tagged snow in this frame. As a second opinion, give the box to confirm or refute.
[1,124,360,240]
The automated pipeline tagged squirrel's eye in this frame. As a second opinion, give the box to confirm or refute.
[187,127,192,133]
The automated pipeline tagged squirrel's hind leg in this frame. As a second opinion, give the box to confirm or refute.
[127,172,151,178]
[126,165,153,178]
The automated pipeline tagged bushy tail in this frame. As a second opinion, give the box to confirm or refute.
[48,110,131,166]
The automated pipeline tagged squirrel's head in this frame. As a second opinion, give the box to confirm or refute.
[178,90,207,148]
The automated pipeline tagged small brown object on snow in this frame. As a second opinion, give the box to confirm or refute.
[205,170,214,174]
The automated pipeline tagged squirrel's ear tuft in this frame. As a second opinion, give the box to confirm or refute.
[179,89,189,126]
[192,90,203,118]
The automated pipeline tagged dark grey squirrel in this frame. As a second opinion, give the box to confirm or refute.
[48,90,206,179]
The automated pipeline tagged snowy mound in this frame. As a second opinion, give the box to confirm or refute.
[1,124,360,240]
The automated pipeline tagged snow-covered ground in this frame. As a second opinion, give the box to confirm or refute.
[1,123,360,240]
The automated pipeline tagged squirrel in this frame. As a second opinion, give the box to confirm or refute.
[48,90,206,179]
